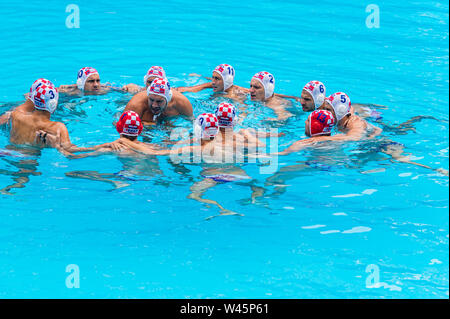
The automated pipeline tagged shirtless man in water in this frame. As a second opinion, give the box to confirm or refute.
[58,67,110,95]
[44,110,161,158]
[124,78,193,124]
[58,67,139,95]
[274,93,381,155]
[121,66,167,94]
[9,79,95,153]
[0,79,57,122]
[273,108,448,175]
[248,71,294,121]
[176,64,248,103]
[319,92,381,139]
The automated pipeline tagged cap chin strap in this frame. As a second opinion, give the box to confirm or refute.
[153,113,161,122]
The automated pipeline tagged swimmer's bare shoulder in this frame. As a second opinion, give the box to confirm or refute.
[345,115,368,139]
[124,91,148,116]
[171,90,193,117]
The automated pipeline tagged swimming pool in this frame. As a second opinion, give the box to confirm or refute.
[0,0,448,298]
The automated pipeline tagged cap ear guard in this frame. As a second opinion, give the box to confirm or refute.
[76,78,83,90]
[47,97,58,114]
[213,64,235,91]
[314,83,326,109]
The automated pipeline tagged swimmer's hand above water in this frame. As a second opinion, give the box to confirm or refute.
[122,83,143,94]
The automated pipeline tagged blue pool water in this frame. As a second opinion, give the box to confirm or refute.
[0,0,448,298]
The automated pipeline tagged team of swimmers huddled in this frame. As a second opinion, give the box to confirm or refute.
[0,63,446,176]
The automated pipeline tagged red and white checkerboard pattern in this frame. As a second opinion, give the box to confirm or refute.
[144,66,166,85]
[309,109,336,136]
[79,67,97,79]
[77,67,99,90]
[146,66,165,78]
[147,78,173,103]
[30,78,54,95]
[31,82,58,113]
[215,102,236,127]
[116,111,143,136]
[197,113,219,138]
[303,80,318,93]
[253,71,268,81]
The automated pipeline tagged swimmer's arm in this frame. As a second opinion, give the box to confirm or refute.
[53,124,92,153]
[274,93,300,102]
[275,140,311,155]
[237,129,266,147]
[343,127,366,141]
[137,145,202,156]
[164,137,195,145]
[235,86,250,93]
[241,128,285,138]
[275,136,338,155]
[175,82,213,93]
[63,147,114,159]
[88,141,128,152]
[266,107,294,122]
[368,125,383,139]
[124,92,150,115]
[174,94,194,117]
[57,84,77,93]
[121,83,144,94]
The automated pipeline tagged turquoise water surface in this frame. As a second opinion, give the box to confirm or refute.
[0,0,448,298]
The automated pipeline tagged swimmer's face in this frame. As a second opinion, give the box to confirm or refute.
[148,94,167,115]
[249,79,265,101]
[212,72,224,92]
[318,103,337,122]
[300,90,315,112]
[145,76,158,88]
[84,73,101,91]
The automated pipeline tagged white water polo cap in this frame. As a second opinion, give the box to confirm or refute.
[303,80,326,109]
[28,78,55,101]
[194,113,219,139]
[147,78,173,104]
[213,64,235,91]
[143,66,166,85]
[325,92,352,122]
[30,82,59,113]
[76,67,99,90]
[252,71,275,100]
[214,102,236,128]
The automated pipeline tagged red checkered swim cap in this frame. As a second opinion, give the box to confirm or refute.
[194,113,219,139]
[214,102,236,128]
[116,111,143,137]
[30,80,59,114]
[28,78,55,102]
[307,109,336,137]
